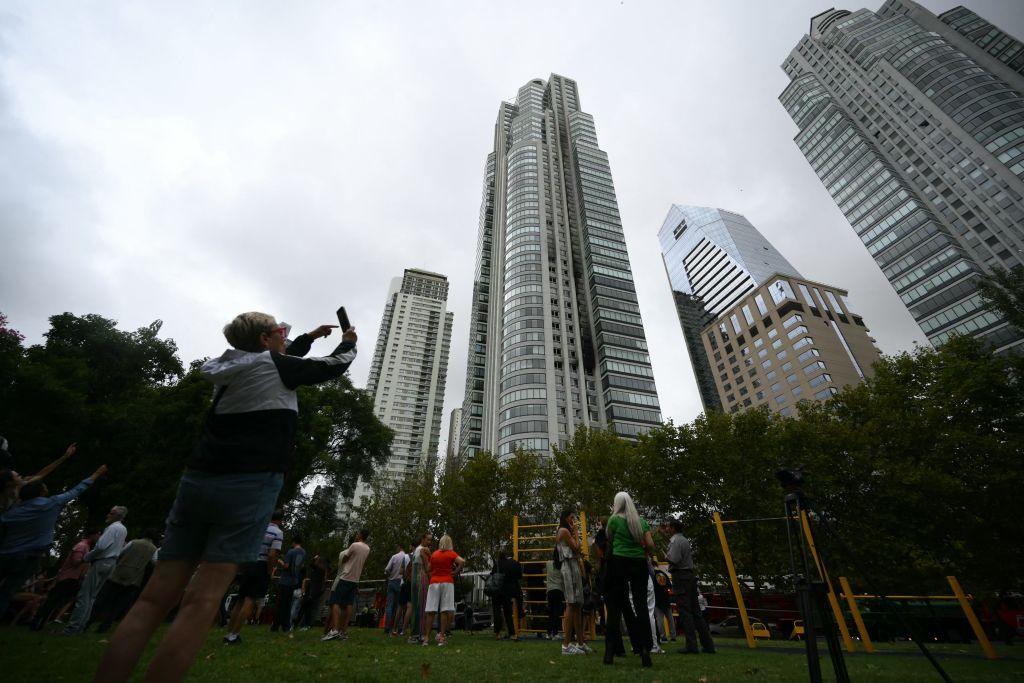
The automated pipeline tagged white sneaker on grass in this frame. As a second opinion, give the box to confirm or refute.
[321,630,341,641]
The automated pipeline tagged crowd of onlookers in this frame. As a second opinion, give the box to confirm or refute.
[0,312,721,679]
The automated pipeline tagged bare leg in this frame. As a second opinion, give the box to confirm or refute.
[339,604,354,635]
[401,602,413,635]
[227,597,253,634]
[440,612,451,642]
[93,560,198,683]
[573,605,584,646]
[563,606,572,645]
[424,611,436,644]
[141,563,236,683]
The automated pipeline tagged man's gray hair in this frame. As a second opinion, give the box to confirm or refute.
[111,505,128,521]
[223,312,277,352]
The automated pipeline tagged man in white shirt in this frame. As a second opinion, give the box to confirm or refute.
[383,545,408,635]
[322,529,370,642]
[64,505,128,634]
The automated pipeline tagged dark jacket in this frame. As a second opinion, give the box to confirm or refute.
[188,334,356,474]
[497,557,523,599]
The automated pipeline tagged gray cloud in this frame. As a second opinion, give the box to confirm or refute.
[1,1,1020,456]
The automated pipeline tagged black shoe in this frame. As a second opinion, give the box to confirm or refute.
[603,652,615,665]
[641,651,653,668]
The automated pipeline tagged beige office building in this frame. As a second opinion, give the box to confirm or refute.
[701,274,881,416]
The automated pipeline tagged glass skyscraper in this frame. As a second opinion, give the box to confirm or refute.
[780,0,1024,353]
[349,268,453,508]
[459,74,661,462]
[657,206,801,411]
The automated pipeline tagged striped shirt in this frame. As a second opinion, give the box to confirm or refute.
[260,523,284,561]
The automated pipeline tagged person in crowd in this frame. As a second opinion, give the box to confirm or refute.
[490,549,522,641]
[462,600,475,635]
[271,535,305,633]
[0,464,107,619]
[545,558,564,641]
[94,314,355,683]
[383,544,408,635]
[224,513,284,644]
[661,518,715,655]
[603,492,655,668]
[395,544,412,636]
[31,529,100,630]
[652,562,677,643]
[408,532,433,643]
[323,528,370,642]
[9,570,52,624]
[89,529,159,633]
[0,441,77,513]
[64,505,129,634]
[640,558,664,655]
[296,554,328,630]
[423,534,464,647]
[555,509,587,656]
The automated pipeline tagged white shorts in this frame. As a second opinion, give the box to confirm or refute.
[424,582,455,613]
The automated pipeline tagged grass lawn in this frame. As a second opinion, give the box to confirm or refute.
[2,625,1022,681]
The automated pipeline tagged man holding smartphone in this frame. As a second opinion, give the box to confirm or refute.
[96,311,356,683]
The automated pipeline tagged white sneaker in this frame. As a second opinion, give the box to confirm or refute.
[321,630,341,641]
[561,644,582,655]
[578,643,593,654]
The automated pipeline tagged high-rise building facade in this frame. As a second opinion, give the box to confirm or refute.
[459,74,661,462]
[351,268,453,506]
[780,0,1024,354]
[658,206,802,412]
[700,274,881,416]
[444,408,462,475]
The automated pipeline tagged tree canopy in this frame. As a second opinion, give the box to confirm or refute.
[0,312,393,558]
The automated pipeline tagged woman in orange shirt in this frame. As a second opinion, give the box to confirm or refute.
[423,535,464,646]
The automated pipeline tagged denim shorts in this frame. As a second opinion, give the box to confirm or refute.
[160,470,283,564]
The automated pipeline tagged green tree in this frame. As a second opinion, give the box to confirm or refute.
[0,312,393,558]
[978,266,1024,333]
[352,472,438,579]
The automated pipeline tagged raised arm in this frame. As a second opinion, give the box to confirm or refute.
[51,464,106,508]
[556,527,580,552]
[271,330,358,389]
[25,443,77,484]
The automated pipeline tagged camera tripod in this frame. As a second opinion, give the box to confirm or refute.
[781,484,850,683]
[778,468,952,683]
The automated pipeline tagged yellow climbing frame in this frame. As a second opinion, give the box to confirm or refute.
[511,512,595,639]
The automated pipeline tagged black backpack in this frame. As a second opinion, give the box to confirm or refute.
[484,570,505,598]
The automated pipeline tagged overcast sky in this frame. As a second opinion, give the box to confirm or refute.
[2,1,1022,459]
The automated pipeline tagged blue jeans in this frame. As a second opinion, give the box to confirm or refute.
[384,578,402,631]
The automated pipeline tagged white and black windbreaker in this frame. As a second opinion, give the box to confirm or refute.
[188,334,356,474]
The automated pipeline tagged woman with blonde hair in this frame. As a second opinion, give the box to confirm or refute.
[423,534,464,646]
[603,491,655,668]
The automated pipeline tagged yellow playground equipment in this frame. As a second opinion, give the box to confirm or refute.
[510,513,597,639]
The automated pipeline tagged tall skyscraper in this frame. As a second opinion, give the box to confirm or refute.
[351,268,453,506]
[459,74,661,462]
[444,408,462,475]
[780,0,1024,354]
[657,206,802,411]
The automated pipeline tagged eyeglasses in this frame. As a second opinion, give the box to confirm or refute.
[267,326,288,337]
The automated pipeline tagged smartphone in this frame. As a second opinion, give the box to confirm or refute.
[336,306,351,332]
